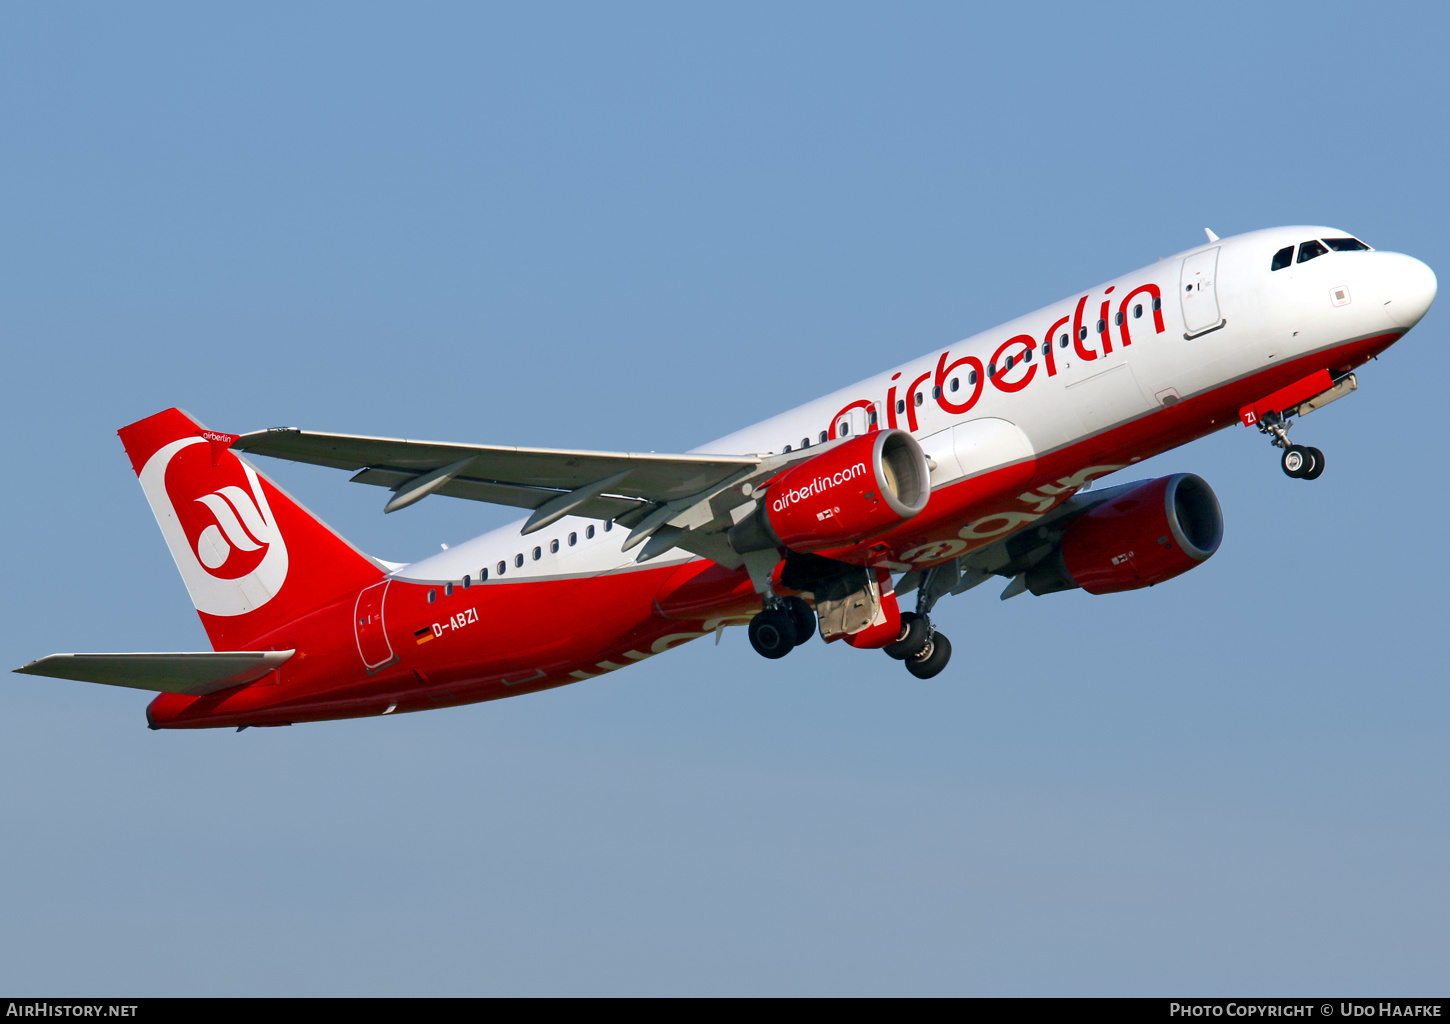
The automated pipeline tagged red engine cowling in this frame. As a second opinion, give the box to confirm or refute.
[1026,474,1223,596]
[728,429,931,554]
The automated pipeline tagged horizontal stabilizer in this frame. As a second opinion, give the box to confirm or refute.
[13,651,294,696]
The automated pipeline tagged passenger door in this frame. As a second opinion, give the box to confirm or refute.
[1180,247,1225,337]
[353,579,396,672]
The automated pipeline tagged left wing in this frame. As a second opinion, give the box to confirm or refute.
[234,427,822,565]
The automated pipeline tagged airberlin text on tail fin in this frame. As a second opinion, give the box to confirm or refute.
[118,408,384,650]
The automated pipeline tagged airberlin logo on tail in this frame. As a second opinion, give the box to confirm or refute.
[193,486,276,569]
[138,436,289,618]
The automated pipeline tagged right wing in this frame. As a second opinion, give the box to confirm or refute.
[13,651,294,696]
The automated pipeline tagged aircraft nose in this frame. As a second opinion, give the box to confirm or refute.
[1379,252,1437,328]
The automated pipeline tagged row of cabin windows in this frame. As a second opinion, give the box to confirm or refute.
[425,522,614,602]
[772,296,1168,451]
[1271,237,1371,271]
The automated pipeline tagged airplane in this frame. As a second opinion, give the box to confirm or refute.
[13,226,1437,730]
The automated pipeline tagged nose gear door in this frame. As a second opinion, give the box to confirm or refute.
[1180,247,1225,338]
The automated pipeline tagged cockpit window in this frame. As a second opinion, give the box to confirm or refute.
[1271,246,1293,271]
[1297,239,1328,264]
[1323,237,1371,252]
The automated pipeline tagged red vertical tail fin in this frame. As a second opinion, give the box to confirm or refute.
[118,408,384,650]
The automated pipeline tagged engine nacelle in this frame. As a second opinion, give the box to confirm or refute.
[1026,474,1223,596]
[729,429,931,554]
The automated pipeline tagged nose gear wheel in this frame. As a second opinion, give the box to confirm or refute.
[1259,414,1326,481]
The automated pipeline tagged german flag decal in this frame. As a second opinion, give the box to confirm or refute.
[414,626,435,645]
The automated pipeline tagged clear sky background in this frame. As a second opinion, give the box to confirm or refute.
[2,2,1446,996]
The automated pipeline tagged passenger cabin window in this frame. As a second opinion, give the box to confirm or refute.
[868,408,878,426]
[515,554,524,568]
[480,567,489,581]
[914,392,923,406]
[462,575,471,589]
[950,377,960,391]
[1298,239,1328,264]
[896,399,906,414]
[1133,304,1143,318]
[801,437,810,449]
[1324,237,1371,252]
[586,525,595,539]
[839,421,850,436]
[818,431,828,443]
[1271,245,1294,271]
[550,539,559,554]
[445,583,454,597]
[968,370,978,385]
[1059,333,1069,348]
[427,589,436,603]
[497,561,506,575]
[1078,326,1088,341]
[783,444,792,453]
[568,532,577,546]
[533,547,541,560]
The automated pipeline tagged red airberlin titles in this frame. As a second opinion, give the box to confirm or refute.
[14,226,1438,728]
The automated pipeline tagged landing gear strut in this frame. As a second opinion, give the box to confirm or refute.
[1258,414,1325,481]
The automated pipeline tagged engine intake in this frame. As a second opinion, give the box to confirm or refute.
[729,429,931,554]
[1026,473,1223,596]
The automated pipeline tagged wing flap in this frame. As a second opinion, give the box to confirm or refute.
[348,467,650,520]
[13,651,295,696]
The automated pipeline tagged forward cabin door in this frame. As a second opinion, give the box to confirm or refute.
[1180,247,1225,337]
[354,579,396,672]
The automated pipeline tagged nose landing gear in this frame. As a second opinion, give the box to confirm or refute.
[1280,444,1325,480]
[1258,414,1326,481]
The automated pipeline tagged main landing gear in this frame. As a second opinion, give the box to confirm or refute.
[1257,414,1325,481]
[883,611,953,679]
[748,596,815,659]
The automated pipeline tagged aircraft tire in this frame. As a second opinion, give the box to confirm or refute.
[1281,446,1309,478]
[749,608,798,659]
[883,612,930,660]
[784,596,816,645]
[1303,447,1326,480]
[905,632,951,679]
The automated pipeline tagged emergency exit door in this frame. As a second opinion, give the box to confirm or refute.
[1180,247,1225,338]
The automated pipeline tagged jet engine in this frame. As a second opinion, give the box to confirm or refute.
[1025,473,1223,596]
[729,429,931,554]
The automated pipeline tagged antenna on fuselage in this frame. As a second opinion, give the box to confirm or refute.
[1204,228,1220,242]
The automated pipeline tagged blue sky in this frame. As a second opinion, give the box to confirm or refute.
[1,2,1446,995]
